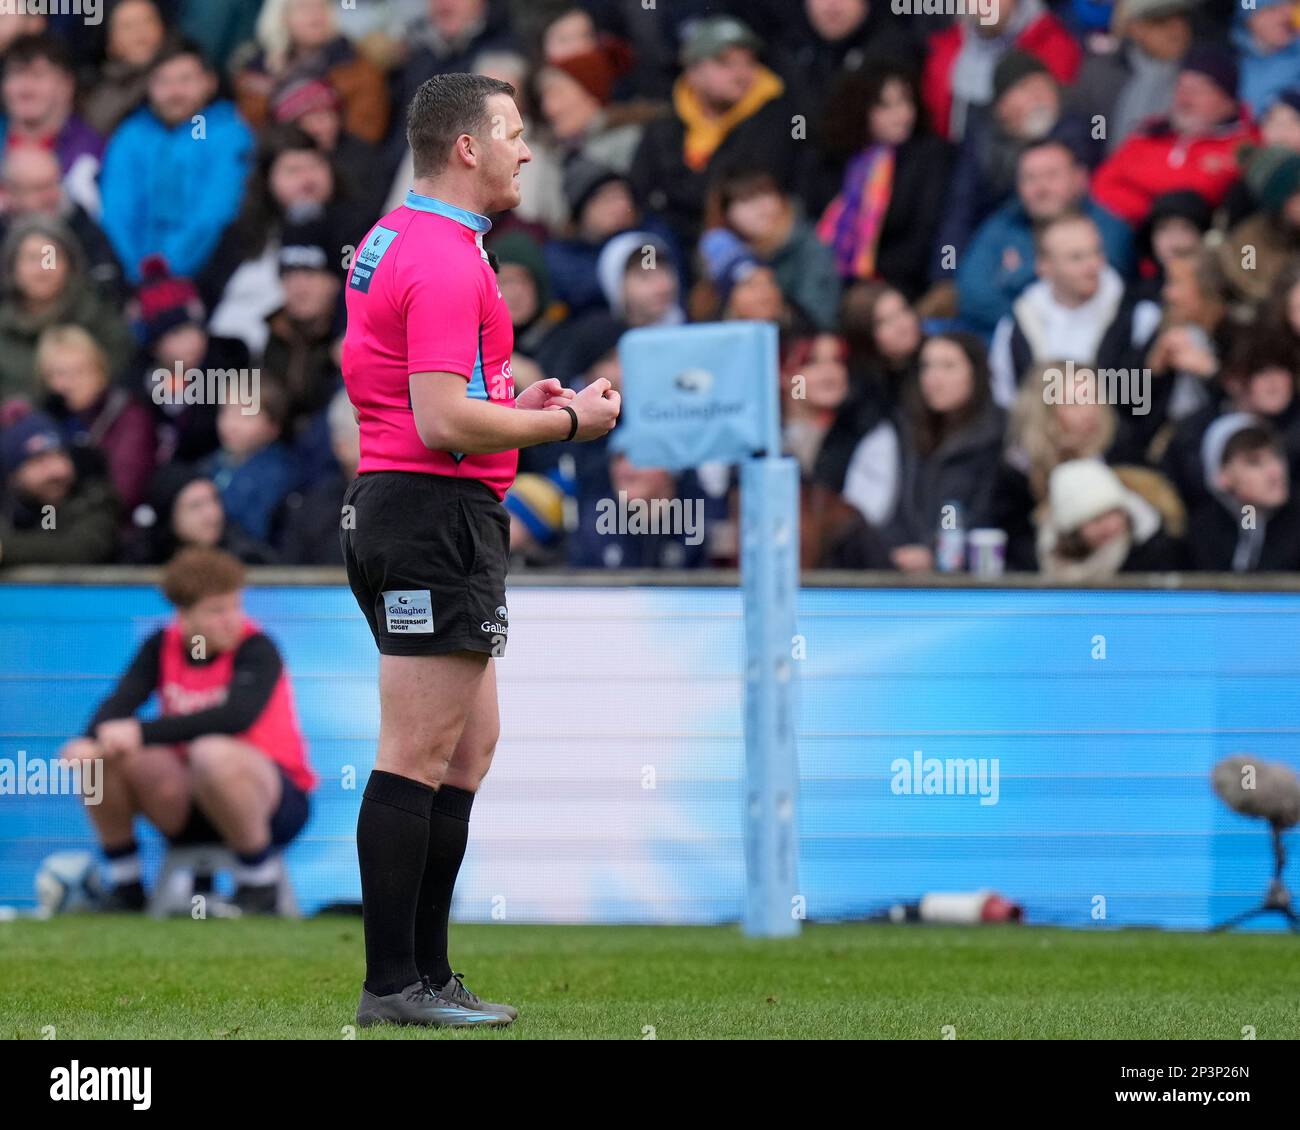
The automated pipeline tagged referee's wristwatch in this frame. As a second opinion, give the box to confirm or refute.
[560,405,579,442]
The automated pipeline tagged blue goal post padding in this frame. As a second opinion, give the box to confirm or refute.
[616,321,781,469]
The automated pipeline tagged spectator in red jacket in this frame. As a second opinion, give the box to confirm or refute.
[922,0,1083,142]
[1092,44,1260,225]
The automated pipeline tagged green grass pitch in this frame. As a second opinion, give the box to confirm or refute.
[4,917,1299,1040]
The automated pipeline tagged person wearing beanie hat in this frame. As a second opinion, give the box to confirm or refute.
[596,229,683,328]
[988,50,1100,169]
[0,214,135,403]
[231,0,390,144]
[1137,189,1213,264]
[921,0,1083,144]
[1217,145,1300,304]
[271,76,343,127]
[1132,189,1212,299]
[263,220,344,427]
[629,13,796,248]
[1261,86,1300,151]
[0,407,119,566]
[493,228,582,398]
[552,46,621,108]
[1092,41,1260,225]
[1161,333,1300,517]
[0,408,63,479]
[1189,412,1300,570]
[1110,0,1204,35]
[993,50,1051,105]
[1070,0,1196,156]
[544,156,680,319]
[492,230,553,319]
[277,221,336,277]
[1179,43,1240,104]
[698,227,762,311]
[536,42,643,176]
[1263,85,1300,146]
[133,254,207,347]
[562,156,627,222]
[941,58,1101,311]
[489,229,568,365]
[1037,458,1185,579]
[679,16,763,69]
[1242,144,1300,214]
[141,271,253,467]
[1233,0,1300,117]
[124,462,277,566]
[269,75,390,220]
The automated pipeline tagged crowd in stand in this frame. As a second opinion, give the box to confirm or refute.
[1,0,1299,577]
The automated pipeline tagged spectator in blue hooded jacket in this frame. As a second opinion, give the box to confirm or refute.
[200,380,299,545]
[1234,0,1300,117]
[957,138,1133,336]
[100,37,254,284]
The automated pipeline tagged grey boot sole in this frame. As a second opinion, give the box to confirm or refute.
[356,989,514,1028]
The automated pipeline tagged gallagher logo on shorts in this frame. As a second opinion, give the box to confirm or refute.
[480,607,508,635]
[382,590,434,634]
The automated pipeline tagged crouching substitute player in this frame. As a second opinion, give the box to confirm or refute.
[341,73,619,1028]
[61,547,317,915]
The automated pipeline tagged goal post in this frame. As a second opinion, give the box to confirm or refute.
[618,322,801,937]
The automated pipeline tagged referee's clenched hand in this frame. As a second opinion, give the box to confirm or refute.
[554,377,621,442]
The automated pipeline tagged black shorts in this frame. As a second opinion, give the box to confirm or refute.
[171,763,311,848]
[341,471,511,657]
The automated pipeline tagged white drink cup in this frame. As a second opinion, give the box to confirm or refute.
[967,528,1007,577]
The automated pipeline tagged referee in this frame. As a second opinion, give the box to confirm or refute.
[340,74,620,1027]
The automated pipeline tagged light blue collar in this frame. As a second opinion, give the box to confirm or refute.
[404,190,492,233]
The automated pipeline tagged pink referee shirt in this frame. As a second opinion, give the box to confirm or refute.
[342,190,518,500]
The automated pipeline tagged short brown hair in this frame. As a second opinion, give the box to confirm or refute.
[1033,209,1094,256]
[407,72,516,179]
[162,547,246,608]
[1221,425,1281,469]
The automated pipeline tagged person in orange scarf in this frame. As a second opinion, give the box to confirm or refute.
[629,16,801,248]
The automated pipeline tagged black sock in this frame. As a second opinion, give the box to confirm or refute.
[357,770,435,996]
[415,784,474,987]
[103,839,141,889]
